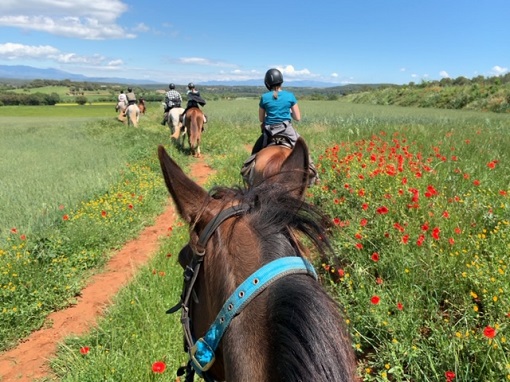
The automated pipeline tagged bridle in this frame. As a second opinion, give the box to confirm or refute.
[168,203,318,382]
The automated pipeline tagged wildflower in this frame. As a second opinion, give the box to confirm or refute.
[20,234,26,241]
[376,277,383,285]
[416,234,425,247]
[401,234,409,244]
[397,302,404,311]
[371,296,380,305]
[445,370,456,381]
[362,203,369,210]
[10,228,17,234]
[483,326,496,339]
[473,179,480,186]
[454,227,462,234]
[63,214,69,221]
[442,211,450,218]
[371,252,380,262]
[80,346,90,355]
[355,243,363,250]
[487,161,496,169]
[376,206,389,214]
[152,361,166,373]
[338,269,345,277]
[101,210,107,217]
[432,227,440,240]
[128,204,133,209]
[360,218,368,227]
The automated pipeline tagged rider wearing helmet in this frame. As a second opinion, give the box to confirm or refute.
[241,68,319,185]
[180,82,207,124]
[161,83,183,125]
[126,87,137,106]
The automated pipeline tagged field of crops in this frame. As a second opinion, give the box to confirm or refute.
[1,101,509,381]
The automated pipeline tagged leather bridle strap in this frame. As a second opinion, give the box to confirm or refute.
[197,203,250,249]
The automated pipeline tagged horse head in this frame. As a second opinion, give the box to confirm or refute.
[158,145,356,381]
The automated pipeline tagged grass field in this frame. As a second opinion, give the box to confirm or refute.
[1,100,509,381]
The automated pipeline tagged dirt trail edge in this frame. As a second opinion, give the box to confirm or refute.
[0,158,215,382]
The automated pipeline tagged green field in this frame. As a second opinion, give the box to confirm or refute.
[1,101,509,381]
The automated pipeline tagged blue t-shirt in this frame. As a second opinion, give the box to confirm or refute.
[259,90,297,125]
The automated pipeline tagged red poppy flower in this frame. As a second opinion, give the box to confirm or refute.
[152,361,166,373]
[454,227,462,234]
[371,253,379,262]
[63,214,69,221]
[432,227,440,240]
[333,217,341,226]
[338,268,345,277]
[487,161,496,169]
[370,296,380,305]
[445,370,456,381]
[376,206,389,214]
[101,210,107,217]
[448,238,455,246]
[360,218,368,227]
[355,243,363,250]
[10,227,17,234]
[128,204,133,209]
[401,234,409,244]
[80,346,90,355]
[397,302,403,310]
[362,203,369,210]
[20,234,26,241]
[376,277,383,285]
[483,326,496,338]
[442,211,450,218]
[416,234,425,246]
[473,179,480,186]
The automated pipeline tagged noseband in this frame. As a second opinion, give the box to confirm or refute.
[168,203,318,382]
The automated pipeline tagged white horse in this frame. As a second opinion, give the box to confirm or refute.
[116,101,127,113]
[118,104,140,127]
[168,107,185,140]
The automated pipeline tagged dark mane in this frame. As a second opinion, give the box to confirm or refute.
[210,181,333,260]
[210,182,355,381]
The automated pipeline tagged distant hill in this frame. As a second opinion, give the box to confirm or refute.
[0,65,157,85]
[0,65,360,88]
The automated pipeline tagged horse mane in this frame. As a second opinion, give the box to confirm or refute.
[209,183,355,381]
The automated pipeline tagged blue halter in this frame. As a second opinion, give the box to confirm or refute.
[190,256,317,373]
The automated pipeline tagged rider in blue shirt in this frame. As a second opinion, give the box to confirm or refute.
[242,68,318,185]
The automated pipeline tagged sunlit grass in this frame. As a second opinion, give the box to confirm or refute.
[1,100,509,381]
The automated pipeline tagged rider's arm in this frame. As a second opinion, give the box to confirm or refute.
[290,104,301,121]
[258,107,266,124]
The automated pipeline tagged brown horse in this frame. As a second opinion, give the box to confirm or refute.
[184,107,204,157]
[138,98,146,114]
[158,140,356,382]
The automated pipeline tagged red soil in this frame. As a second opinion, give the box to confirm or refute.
[0,158,215,382]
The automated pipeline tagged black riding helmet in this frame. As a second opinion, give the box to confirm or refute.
[127,87,133,92]
[188,82,195,89]
[264,68,283,90]
[169,83,175,89]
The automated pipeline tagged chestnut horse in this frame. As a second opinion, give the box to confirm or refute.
[183,107,204,157]
[138,98,146,114]
[158,139,356,382]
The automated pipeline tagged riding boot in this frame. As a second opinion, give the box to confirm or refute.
[161,113,168,126]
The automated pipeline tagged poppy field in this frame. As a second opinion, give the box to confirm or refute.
[1,100,509,381]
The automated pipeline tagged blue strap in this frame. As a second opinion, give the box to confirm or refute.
[190,256,317,372]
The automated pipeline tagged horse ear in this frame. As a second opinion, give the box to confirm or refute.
[158,145,209,223]
[278,137,310,198]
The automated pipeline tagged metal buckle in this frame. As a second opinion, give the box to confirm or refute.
[190,338,216,372]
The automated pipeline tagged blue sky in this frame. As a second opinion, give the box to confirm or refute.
[0,0,508,85]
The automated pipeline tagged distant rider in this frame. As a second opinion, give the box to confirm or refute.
[126,87,137,106]
[161,83,182,125]
[180,82,207,124]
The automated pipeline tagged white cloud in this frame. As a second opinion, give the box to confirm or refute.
[439,70,449,78]
[177,57,237,68]
[276,65,312,78]
[0,1,132,39]
[331,73,338,78]
[491,65,508,76]
[0,42,59,59]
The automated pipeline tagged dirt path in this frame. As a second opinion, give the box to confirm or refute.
[0,157,215,382]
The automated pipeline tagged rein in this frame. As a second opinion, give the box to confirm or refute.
[168,203,319,381]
